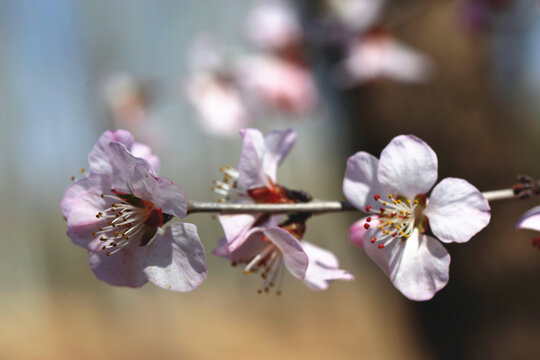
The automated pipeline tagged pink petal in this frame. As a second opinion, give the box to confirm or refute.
[238,129,269,189]
[262,227,309,279]
[218,214,257,243]
[108,143,187,219]
[343,151,386,209]
[378,135,438,199]
[424,177,491,243]
[261,128,297,183]
[237,128,296,189]
[88,130,135,175]
[515,206,540,231]
[88,244,148,288]
[302,241,354,291]
[349,216,379,248]
[61,174,109,229]
[212,237,231,258]
[143,223,207,292]
[362,229,450,301]
[131,142,160,173]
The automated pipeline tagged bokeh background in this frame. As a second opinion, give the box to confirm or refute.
[1,0,540,359]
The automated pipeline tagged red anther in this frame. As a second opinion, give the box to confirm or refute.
[532,237,540,249]
[378,244,385,249]
[392,232,397,237]
[365,205,371,212]
[374,194,381,201]
[379,208,385,213]
[364,223,371,230]
[366,217,372,222]
[370,237,376,243]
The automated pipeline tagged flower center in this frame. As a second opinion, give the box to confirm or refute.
[363,193,427,249]
[234,239,286,295]
[92,191,169,256]
[211,165,294,204]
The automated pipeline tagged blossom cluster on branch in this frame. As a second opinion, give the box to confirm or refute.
[61,128,538,301]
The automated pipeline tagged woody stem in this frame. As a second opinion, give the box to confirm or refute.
[187,187,521,215]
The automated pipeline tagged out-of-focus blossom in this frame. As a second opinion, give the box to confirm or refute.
[104,73,148,128]
[344,135,490,300]
[187,73,250,136]
[61,130,207,291]
[238,55,318,114]
[515,206,540,249]
[337,30,434,86]
[213,128,353,293]
[246,0,302,52]
[326,0,385,33]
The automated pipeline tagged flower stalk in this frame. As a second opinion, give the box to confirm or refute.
[187,186,529,215]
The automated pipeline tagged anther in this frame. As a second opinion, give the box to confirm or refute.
[378,244,385,249]
[366,217,372,222]
[365,205,371,212]
[364,223,370,230]
[388,194,392,199]
[374,194,380,201]
[370,237,376,243]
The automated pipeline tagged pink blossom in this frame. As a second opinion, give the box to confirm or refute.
[327,0,385,33]
[515,206,540,249]
[338,31,434,86]
[246,0,302,52]
[213,128,353,292]
[343,135,490,300]
[238,55,318,114]
[187,73,250,136]
[61,130,206,291]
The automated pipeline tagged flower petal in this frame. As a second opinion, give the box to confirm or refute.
[61,174,110,229]
[131,142,160,173]
[88,245,148,288]
[143,223,207,292]
[362,229,450,301]
[237,128,296,189]
[515,206,540,231]
[238,129,269,189]
[88,130,135,175]
[262,227,309,279]
[378,135,438,199]
[343,151,386,209]
[349,216,379,249]
[424,177,491,243]
[302,241,354,291]
[108,143,187,219]
[218,214,257,243]
[261,128,296,183]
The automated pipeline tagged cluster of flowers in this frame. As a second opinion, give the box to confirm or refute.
[62,128,537,301]
[185,0,436,137]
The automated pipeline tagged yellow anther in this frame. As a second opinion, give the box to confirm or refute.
[396,225,401,229]
[388,194,393,199]
[397,199,401,204]
[80,168,85,173]
[382,201,387,206]
[70,176,75,182]
[414,200,419,205]
[399,231,404,235]
[406,199,411,204]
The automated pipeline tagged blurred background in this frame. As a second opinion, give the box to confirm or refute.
[1,0,540,359]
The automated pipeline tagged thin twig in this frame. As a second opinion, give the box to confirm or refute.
[187,187,519,215]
